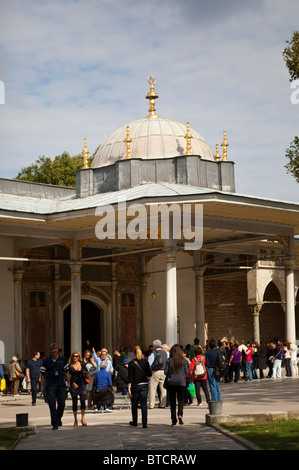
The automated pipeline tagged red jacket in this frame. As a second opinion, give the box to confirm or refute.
[190,354,207,380]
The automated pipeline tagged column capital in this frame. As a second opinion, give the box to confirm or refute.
[193,266,205,278]
[13,269,25,283]
[165,249,177,263]
[141,273,150,286]
[70,262,82,275]
[284,257,295,270]
[251,304,262,315]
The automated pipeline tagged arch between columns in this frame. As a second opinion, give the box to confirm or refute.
[60,291,111,357]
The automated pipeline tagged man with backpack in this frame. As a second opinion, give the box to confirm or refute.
[189,346,210,406]
[148,339,168,409]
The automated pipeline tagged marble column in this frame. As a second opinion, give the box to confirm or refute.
[285,259,296,343]
[13,269,24,356]
[193,267,205,346]
[54,263,63,348]
[165,250,178,347]
[141,272,150,350]
[252,304,262,344]
[70,262,82,353]
[111,261,118,349]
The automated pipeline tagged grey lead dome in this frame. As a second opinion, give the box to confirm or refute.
[91,117,215,168]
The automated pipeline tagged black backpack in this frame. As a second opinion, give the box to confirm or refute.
[151,350,165,371]
[214,348,227,377]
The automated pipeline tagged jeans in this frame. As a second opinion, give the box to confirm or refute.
[207,368,222,402]
[272,359,282,378]
[30,378,39,404]
[46,383,66,427]
[246,361,253,380]
[168,385,185,424]
[131,384,149,426]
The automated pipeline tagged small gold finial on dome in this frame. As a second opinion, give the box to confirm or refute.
[215,143,221,161]
[82,137,89,169]
[184,122,193,155]
[124,125,132,159]
[221,130,229,161]
[146,76,159,118]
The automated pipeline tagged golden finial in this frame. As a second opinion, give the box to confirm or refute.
[221,130,229,161]
[124,125,132,159]
[215,143,221,161]
[184,122,193,155]
[82,137,89,169]
[146,76,159,118]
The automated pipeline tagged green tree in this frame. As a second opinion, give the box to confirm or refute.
[282,31,299,182]
[282,30,299,82]
[285,136,299,183]
[15,151,94,187]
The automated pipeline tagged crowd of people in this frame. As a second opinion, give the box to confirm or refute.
[0,337,298,430]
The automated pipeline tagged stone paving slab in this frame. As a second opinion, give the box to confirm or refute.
[1,376,298,453]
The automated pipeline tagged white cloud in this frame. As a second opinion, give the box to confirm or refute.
[0,0,298,201]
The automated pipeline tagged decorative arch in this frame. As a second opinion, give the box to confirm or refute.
[263,281,282,302]
[60,287,112,357]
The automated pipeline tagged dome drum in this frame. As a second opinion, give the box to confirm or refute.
[76,154,235,198]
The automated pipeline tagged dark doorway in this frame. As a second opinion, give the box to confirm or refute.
[63,300,103,359]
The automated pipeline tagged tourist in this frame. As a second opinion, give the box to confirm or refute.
[228,343,242,382]
[283,341,292,377]
[66,351,88,426]
[183,351,193,405]
[92,347,114,375]
[290,342,298,376]
[189,338,200,361]
[245,341,253,381]
[8,354,23,397]
[271,341,283,378]
[83,350,96,409]
[205,339,222,402]
[267,341,275,377]
[164,344,189,426]
[148,339,168,409]
[93,361,114,412]
[256,342,268,378]
[189,346,210,406]
[116,358,130,395]
[127,346,152,428]
[25,351,42,405]
[40,343,68,430]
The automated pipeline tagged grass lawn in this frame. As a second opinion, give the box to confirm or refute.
[220,419,299,450]
[0,427,35,450]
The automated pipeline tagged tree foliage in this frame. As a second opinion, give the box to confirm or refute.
[282,30,299,81]
[285,136,299,183]
[283,31,299,183]
[15,151,94,187]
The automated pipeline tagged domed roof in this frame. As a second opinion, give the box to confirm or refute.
[91,78,215,169]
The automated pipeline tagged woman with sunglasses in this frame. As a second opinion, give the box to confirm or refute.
[66,352,88,426]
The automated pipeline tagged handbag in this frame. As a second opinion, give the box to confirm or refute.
[15,370,22,379]
[163,361,173,389]
[84,373,92,384]
[0,378,6,391]
[163,370,172,389]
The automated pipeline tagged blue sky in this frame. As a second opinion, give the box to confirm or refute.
[0,0,298,201]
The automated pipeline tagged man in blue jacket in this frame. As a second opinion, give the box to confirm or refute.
[205,339,222,402]
[40,343,68,430]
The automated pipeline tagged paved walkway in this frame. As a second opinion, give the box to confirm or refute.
[1,376,299,453]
